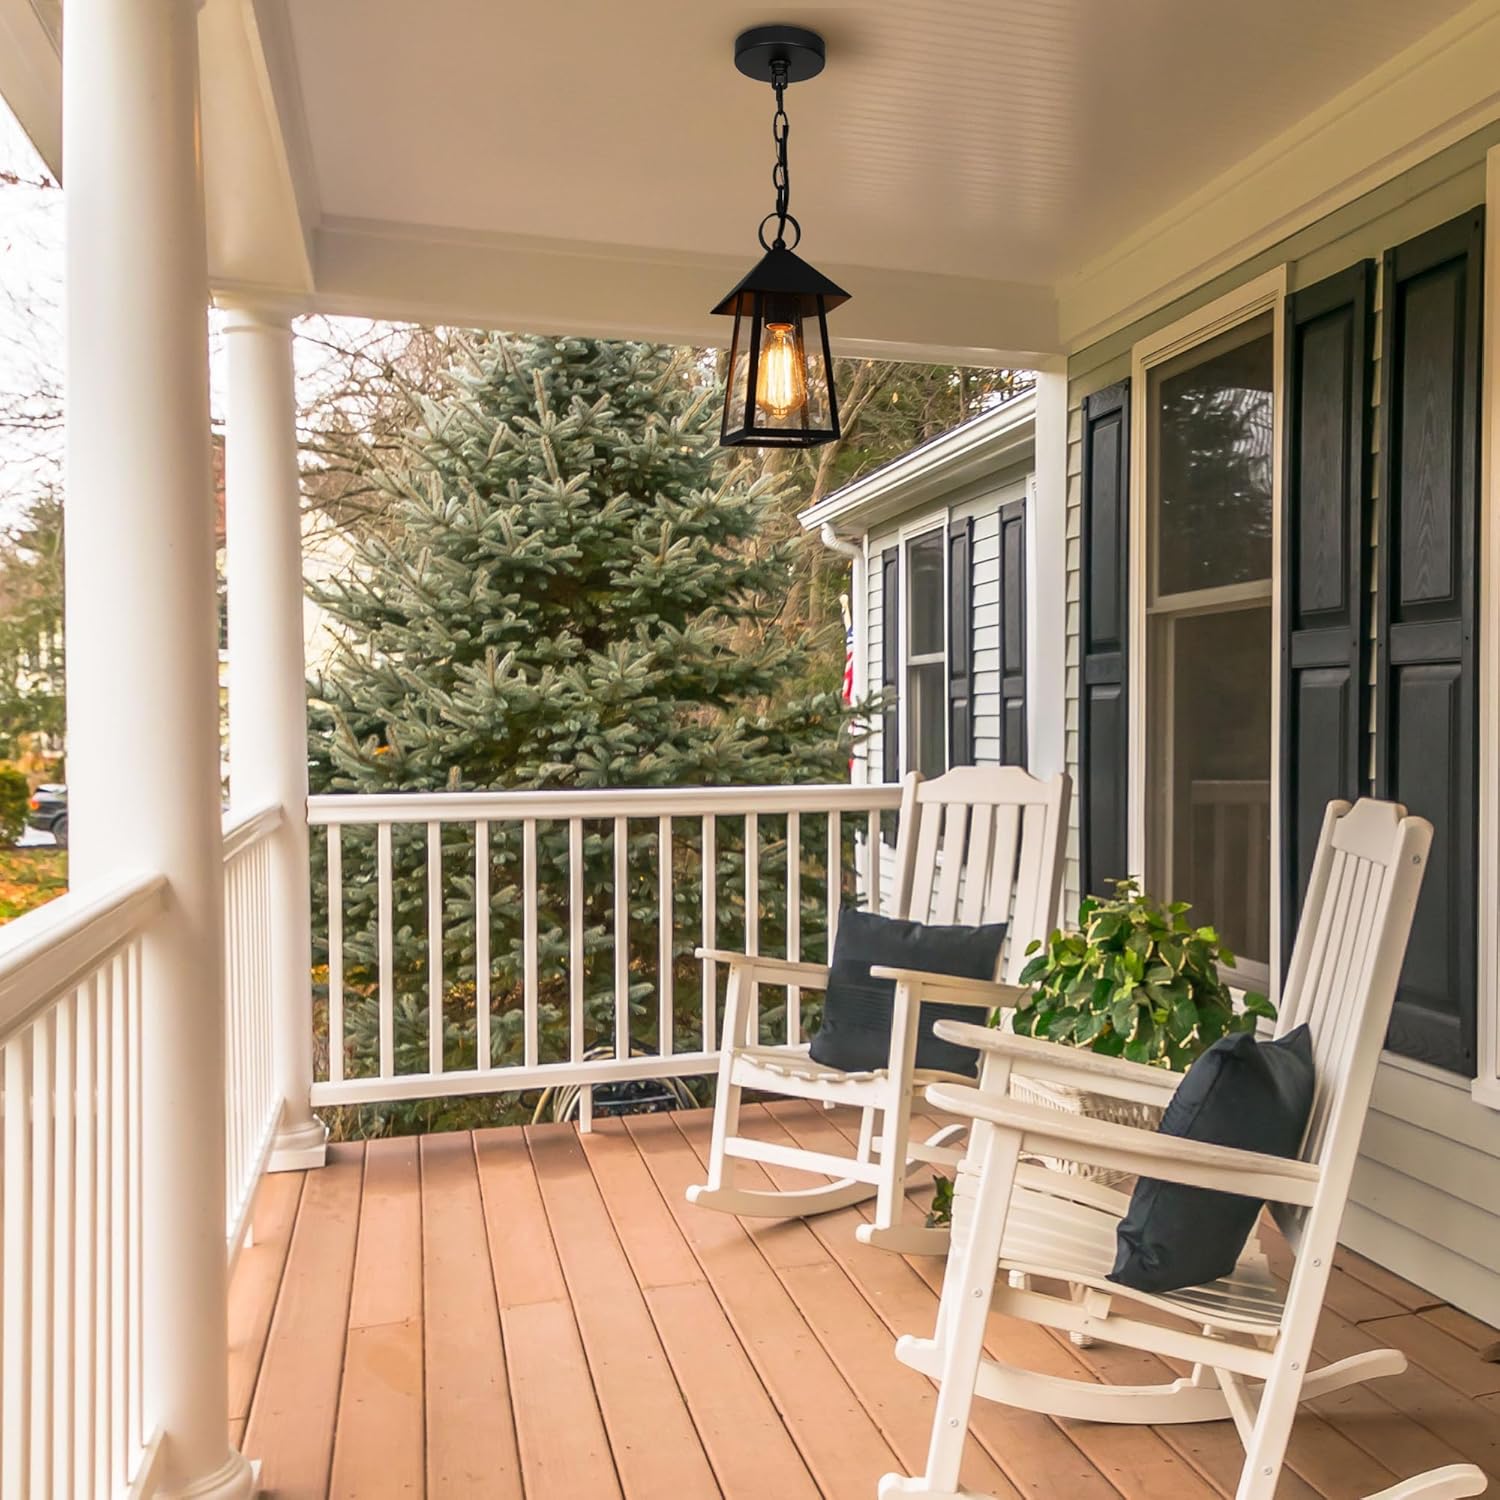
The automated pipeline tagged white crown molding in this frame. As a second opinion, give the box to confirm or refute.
[798,390,1037,537]
[1058,0,1500,353]
[290,216,1063,367]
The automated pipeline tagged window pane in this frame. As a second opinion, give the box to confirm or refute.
[1152,315,1274,597]
[908,532,944,656]
[908,661,946,777]
[1148,604,1271,971]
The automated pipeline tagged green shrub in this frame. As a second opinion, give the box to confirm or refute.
[1011,879,1275,1071]
[0,768,32,848]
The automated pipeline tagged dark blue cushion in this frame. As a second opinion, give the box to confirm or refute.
[1109,1024,1315,1295]
[807,908,1006,1078]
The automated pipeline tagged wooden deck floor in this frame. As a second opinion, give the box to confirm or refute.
[230,1100,1500,1500]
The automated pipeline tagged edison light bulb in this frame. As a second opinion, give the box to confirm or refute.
[755,322,807,419]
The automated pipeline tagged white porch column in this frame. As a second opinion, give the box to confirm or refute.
[63,0,253,1496]
[1027,369,1069,778]
[221,302,329,1171]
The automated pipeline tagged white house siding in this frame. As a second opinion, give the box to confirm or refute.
[861,468,1029,787]
[1063,121,1500,1325]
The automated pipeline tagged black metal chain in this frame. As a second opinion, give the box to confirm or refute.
[770,62,790,246]
[758,60,801,251]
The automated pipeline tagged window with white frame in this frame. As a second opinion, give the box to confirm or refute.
[1140,306,1277,989]
[905,529,947,777]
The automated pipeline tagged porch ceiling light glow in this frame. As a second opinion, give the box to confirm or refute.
[713,25,849,449]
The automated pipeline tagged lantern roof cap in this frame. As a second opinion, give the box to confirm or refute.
[711,245,851,318]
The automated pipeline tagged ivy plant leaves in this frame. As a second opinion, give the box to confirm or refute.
[1009,879,1274,1072]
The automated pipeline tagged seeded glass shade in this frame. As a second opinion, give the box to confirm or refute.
[714,245,848,448]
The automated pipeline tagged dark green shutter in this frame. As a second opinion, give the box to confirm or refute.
[1080,381,1130,897]
[947,518,974,765]
[1375,209,1483,1076]
[997,498,1027,767]
[881,548,901,782]
[1280,262,1373,978]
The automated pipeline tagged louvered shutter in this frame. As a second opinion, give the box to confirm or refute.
[1280,262,1373,977]
[997,498,1027,767]
[881,548,901,782]
[1375,210,1483,1075]
[1079,382,1131,897]
[947,517,974,765]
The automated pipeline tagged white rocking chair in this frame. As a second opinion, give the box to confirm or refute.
[882,798,1488,1500]
[686,766,1069,1255]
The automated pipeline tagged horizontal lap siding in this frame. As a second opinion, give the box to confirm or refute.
[861,473,1027,782]
[1062,125,1500,1325]
[970,506,1003,763]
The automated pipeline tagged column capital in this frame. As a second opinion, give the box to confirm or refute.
[214,293,303,335]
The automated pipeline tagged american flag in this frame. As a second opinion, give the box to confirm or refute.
[840,597,854,705]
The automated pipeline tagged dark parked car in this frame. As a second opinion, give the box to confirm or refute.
[28,783,67,847]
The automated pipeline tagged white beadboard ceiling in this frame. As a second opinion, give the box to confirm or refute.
[283,0,1475,282]
[3,0,1498,358]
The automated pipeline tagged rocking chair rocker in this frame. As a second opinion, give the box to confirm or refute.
[883,798,1487,1500]
[686,765,1069,1255]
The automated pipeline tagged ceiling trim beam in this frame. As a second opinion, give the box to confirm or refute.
[197,0,317,294]
[0,0,60,179]
[238,216,1063,367]
[1058,0,1500,352]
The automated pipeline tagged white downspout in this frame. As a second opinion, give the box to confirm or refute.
[818,523,867,786]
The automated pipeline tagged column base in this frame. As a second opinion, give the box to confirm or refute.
[267,1115,329,1173]
[169,1448,257,1499]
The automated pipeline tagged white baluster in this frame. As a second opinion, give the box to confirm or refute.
[523,819,539,1070]
[377,823,394,1081]
[659,815,674,1057]
[615,816,629,1061]
[327,826,343,1085]
[428,822,444,1076]
[475,820,490,1072]
[701,814,717,1053]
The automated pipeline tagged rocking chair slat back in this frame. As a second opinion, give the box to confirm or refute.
[894,767,1069,986]
[1273,799,1431,1249]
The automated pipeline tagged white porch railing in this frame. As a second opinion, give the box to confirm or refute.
[308,784,902,1108]
[222,803,284,1255]
[0,874,166,1499]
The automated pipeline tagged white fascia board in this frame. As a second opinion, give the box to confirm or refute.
[798,392,1037,540]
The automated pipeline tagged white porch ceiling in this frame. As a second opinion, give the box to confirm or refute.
[7,0,1500,361]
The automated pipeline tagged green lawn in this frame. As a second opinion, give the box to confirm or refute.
[0,846,67,922]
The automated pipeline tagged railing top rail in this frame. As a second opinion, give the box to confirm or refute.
[222,800,285,862]
[0,871,167,1044]
[307,782,903,826]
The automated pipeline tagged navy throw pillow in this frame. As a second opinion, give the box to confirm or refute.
[807,908,1006,1078]
[1109,1024,1316,1295]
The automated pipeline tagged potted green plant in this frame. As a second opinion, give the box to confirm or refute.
[1003,879,1275,1182]
[1012,879,1274,1067]
[926,880,1277,1222]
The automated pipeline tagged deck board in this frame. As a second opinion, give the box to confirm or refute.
[418,1132,521,1500]
[232,1106,1498,1499]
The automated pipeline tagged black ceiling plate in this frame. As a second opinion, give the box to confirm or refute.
[733,25,826,85]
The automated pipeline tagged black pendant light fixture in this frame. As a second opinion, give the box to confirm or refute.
[714,25,849,449]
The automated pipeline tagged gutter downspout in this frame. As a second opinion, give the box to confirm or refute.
[819,523,868,786]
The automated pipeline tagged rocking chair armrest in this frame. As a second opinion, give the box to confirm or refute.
[868,968,1030,1010]
[923,1084,1321,1206]
[931,1021,1184,1105]
[694,949,831,988]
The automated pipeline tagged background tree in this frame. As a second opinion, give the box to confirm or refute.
[0,489,64,759]
[308,332,861,1131]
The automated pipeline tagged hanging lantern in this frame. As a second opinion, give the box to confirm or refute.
[714,26,849,449]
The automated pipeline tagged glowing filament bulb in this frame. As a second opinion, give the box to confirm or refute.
[756,321,807,418]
